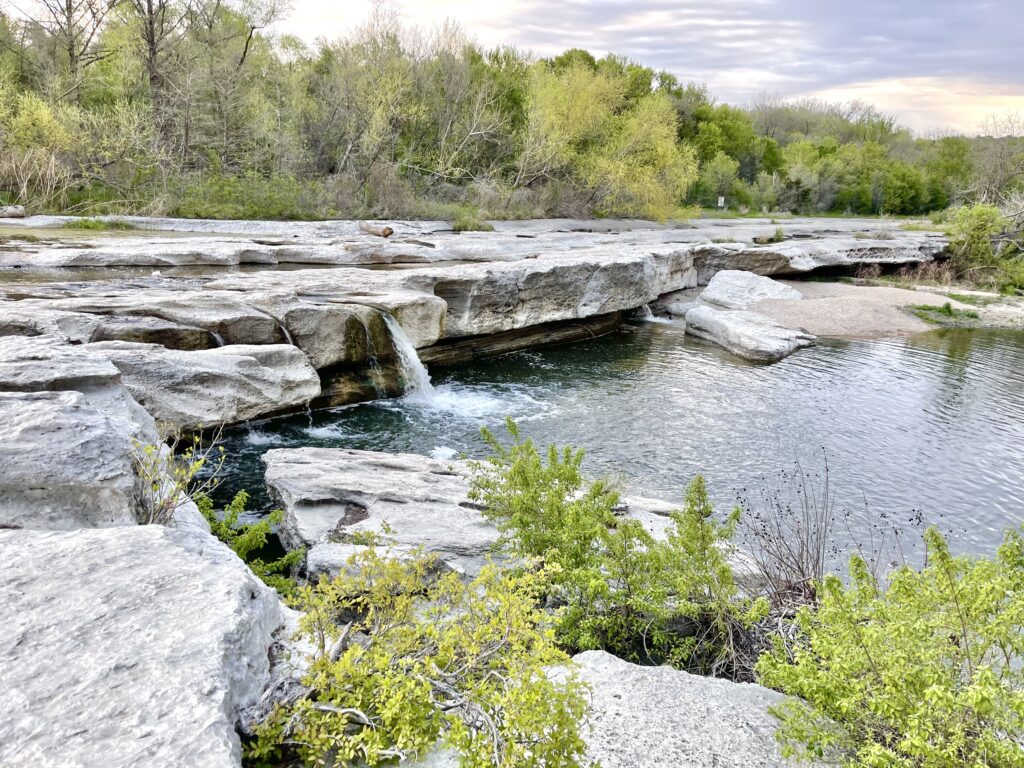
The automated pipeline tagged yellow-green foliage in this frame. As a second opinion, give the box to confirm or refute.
[757,527,1024,767]
[469,419,766,678]
[582,92,698,220]
[250,547,589,768]
[196,491,304,597]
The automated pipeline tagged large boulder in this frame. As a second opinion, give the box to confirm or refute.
[0,526,285,768]
[263,447,497,575]
[0,204,25,218]
[565,651,793,768]
[0,391,142,529]
[700,270,803,310]
[89,341,320,431]
[684,306,815,363]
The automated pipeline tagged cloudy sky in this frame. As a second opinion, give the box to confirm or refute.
[277,0,1024,135]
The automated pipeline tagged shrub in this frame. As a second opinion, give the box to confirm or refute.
[197,490,303,597]
[248,547,589,768]
[757,527,1024,767]
[451,206,495,232]
[469,419,767,678]
[947,204,1006,271]
[754,226,785,245]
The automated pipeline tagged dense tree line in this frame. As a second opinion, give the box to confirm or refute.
[1,2,1022,220]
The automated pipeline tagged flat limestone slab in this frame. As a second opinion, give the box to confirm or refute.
[700,269,803,309]
[90,341,321,432]
[0,526,284,768]
[264,447,686,576]
[409,650,794,768]
[685,305,815,362]
[566,651,793,768]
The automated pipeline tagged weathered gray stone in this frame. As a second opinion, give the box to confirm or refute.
[0,391,142,529]
[0,303,101,342]
[0,204,25,218]
[562,650,794,768]
[89,341,321,431]
[89,314,220,350]
[684,305,815,362]
[0,526,284,768]
[264,448,496,575]
[701,270,804,309]
[0,334,158,443]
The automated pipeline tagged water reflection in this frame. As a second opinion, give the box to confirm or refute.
[220,324,1024,557]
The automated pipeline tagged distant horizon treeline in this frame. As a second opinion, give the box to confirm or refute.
[1,2,1022,221]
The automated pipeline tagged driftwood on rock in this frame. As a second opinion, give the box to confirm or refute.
[0,205,25,219]
[358,221,394,238]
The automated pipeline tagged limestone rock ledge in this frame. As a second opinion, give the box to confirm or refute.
[0,526,285,768]
[263,447,680,577]
[409,650,794,768]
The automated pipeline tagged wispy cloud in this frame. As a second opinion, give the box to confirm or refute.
[276,0,1024,134]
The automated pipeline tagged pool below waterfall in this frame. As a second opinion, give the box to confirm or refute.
[219,321,1024,559]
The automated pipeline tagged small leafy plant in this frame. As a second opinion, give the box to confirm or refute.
[757,527,1024,767]
[248,547,589,768]
[196,491,304,596]
[469,419,767,679]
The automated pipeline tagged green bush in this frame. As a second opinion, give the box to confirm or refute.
[249,547,589,768]
[451,206,495,232]
[469,419,767,678]
[197,491,304,596]
[757,527,1024,767]
[944,204,1024,293]
[948,204,1006,270]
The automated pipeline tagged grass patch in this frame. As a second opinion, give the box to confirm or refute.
[943,291,999,307]
[451,207,495,233]
[853,230,896,240]
[901,221,947,233]
[754,226,785,245]
[62,217,137,231]
[908,301,981,326]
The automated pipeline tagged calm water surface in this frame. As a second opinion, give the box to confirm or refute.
[221,323,1024,557]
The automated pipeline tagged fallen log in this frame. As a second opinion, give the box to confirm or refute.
[358,221,394,238]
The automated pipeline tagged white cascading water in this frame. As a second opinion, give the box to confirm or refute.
[637,303,674,324]
[382,314,435,398]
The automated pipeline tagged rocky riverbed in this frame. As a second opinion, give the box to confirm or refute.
[0,215,953,767]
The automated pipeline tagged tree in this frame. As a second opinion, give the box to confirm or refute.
[23,0,119,100]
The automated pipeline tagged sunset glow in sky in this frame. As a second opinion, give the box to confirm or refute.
[276,0,1024,135]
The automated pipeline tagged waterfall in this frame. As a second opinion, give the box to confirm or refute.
[637,303,673,324]
[383,314,434,398]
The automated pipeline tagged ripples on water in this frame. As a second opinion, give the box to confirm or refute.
[220,323,1024,557]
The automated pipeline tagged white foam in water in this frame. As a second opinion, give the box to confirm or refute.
[305,423,350,440]
[430,446,458,460]
[382,314,435,397]
[244,428,277,445]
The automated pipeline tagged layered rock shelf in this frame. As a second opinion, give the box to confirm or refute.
[0,216,946,766]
